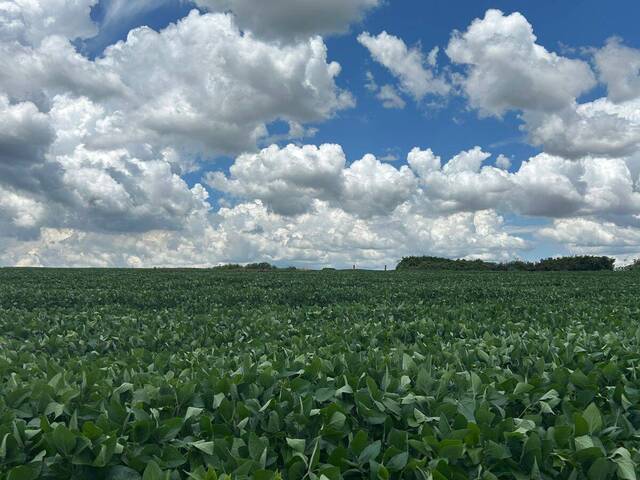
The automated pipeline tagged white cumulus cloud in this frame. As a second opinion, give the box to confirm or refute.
[0,0,98,46]
[446,9,596,116]
[195,0,379,42]
[359,31,450,102]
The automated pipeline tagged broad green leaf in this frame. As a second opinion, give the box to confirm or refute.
[583,403,603,434]
[358,440,381,464]
[611,447,637,480]
[191,440,215,456]
[52,424,76,456]
[143,461,167,480]
[286,438,306,453]
[386,451,408,472]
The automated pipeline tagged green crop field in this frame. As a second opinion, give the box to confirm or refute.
[1,269,639,480]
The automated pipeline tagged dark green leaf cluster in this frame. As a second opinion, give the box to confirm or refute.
[0,269,639,479]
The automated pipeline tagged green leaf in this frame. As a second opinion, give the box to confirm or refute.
[587,458,613,480]
[132,420,153,443]
[185,407,204,421]
[328,411,346,430]
[0,433,8,459]
[574,435,595,451]
[157,417,183,442]
[52,424,76,456]
[191,440,215,456]
[350,430,368,456]
[142,460,167,480]
[286,438,306,453]
[484,440,511,461]
[386,451,408,472]
[583,403,603,434]
[439,439,464,461]
[611,447,637,480]
[358,440,381,464]
[249,432,268,461]
[370,460,390,480]
[7,464,42,480]
[314,388,335,403]
[388,429,408,451]
[513,382,534,395]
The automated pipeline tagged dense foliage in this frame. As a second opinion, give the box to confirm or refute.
[211,263,280,271]
[395,257,495,271]
[396,256,616,272]
[533,256,616,271]
[0,268,639,479]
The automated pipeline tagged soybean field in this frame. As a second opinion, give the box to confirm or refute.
[1,268,639,480]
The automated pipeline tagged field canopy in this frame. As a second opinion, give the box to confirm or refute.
[0,269,639,479]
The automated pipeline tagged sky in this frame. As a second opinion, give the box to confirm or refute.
[1,0,640,268]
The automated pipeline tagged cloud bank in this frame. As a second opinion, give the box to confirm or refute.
[1,5,640,266]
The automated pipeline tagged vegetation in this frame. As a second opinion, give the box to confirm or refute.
[395,257,495,271]
[0,268,639,479]
[621,259,640,271]
[396,255,615,272]
[212,263,279,271]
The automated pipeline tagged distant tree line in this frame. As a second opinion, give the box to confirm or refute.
[396,255,616,271]
[621,259,640,271]
[212,262,284,271]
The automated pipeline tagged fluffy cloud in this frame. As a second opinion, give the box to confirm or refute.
[446,9,595,116]
[560,220,640,247]
[412,149,640,219]
[364,72,406,109]
[0,96,53,187]
[524,98,640,158]
[207,144,346,216]
[210,142,640,224]
[94,12,352,156]
[594,38,640,103]
[0,10,355,245]
[442,146,490,174]
[0,186,46,239]
[0,36,126,105]
[539,218,640,262]
[359,31,450,102]
[409,147,512,213]
[0,0,98,46]
[495,154,511,170]
[1,11,352,157]
[446,9,640,161]
[377,85,406,109]
[7,134,640,267]
[55,145,211,233]
[0,93,212,238]
[1,201,528,268]
[207,143,416,218]
[341,154,417,217]
[195,0,379,42]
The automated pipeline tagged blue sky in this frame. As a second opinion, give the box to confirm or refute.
[1,0,640,267]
